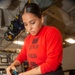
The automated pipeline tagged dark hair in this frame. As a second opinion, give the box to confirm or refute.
[22,3,42,18]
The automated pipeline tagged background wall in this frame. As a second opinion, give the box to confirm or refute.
[62,44,75,71]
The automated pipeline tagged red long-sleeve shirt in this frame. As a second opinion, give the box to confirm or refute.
[16,26,63,74]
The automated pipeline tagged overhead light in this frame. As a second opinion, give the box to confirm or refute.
[65,38,75,44]
[13,41,24,45]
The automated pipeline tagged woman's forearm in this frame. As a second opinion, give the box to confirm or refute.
[11,60,21,67]
[19,66,41,75]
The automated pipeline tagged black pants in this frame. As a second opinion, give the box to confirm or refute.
[43,66,64,75]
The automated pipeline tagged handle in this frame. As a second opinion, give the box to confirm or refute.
[13,70,18,75]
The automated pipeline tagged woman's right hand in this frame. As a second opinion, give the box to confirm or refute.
[6,65,16,75]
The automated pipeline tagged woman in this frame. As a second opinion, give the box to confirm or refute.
[6,3,64,75]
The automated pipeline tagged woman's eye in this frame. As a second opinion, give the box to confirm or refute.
[31,21,35,24]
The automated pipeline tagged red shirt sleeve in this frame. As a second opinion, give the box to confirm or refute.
[16,39,27,64]
[40,27,63,74]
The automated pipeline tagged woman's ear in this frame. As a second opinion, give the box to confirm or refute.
[25,30,30,34]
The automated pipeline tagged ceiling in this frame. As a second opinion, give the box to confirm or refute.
[0,0,75,53]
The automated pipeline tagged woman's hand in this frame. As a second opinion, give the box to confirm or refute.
[6,65,16,75]
[18,66,41,75]
[6,60,21,75]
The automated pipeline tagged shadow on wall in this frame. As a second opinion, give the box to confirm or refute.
[7,0,20,10]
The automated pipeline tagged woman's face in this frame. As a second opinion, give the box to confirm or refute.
[22,13,43,36]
